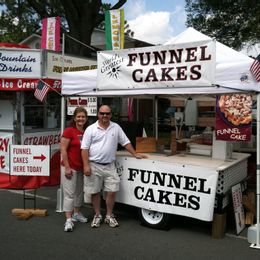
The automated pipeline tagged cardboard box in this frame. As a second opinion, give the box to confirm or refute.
[136,137,157,153]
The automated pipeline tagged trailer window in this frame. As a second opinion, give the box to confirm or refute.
[24,92,61,130]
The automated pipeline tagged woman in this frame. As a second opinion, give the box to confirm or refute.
[60,107,88,232]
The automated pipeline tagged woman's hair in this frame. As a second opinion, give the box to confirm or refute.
[70,106,88,130]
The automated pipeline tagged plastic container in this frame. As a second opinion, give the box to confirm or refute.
[247,224,260,244]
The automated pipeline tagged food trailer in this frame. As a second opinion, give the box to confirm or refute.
[0,47,96,189]
[61,28,259,240]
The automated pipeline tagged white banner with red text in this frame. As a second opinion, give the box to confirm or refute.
[10,145,50,176]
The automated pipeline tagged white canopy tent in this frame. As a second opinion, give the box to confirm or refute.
[61,28,260,247]
[62,28,258,96]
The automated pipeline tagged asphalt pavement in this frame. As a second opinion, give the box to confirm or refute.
[0,186,259,260]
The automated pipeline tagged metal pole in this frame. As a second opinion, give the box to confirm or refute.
[155,97,158,140]
[255,93,260,247]
[56,33,66,212]
[250,93,260,249]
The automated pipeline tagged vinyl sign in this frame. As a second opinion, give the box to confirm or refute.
[0,49,41,78]
[0,78,61,91]
[116,156,218,221]
[67,97,97,116]
[97,39,216,90]
[10,145,50,176]
[21,131,61,150]
[215,94,252,142]
[0,133,13,174]
[231,183,245,234]
[46,52,97,79]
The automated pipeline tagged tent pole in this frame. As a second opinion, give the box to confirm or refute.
[250,93,260,249]
[56,33,66,213]
[255,92,259,247]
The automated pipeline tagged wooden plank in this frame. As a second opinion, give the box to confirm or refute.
[12,208,48,217]
[211,213,226,239]
[136,137,156,153]
[197,101,216,107]
[245,212,254,225]
[170,99,185,107]
[17,212,33,220]
[170,99,216,108]
[242,191,255,225]
[197,117,215,127]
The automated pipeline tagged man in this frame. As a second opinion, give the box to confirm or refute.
[81,105,146,228]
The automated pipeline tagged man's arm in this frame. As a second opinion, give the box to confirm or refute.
[124,143,147,159]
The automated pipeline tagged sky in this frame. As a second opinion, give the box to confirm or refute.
[105,0,187,45]
[105,0,260,56]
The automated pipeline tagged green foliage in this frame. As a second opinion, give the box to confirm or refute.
[0,0,133,55]
[185,0,260,50]
[0,0,42,43]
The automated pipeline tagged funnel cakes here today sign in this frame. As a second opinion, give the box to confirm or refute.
[97,39,216,90]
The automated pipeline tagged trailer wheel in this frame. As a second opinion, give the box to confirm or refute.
[138,208,171,230]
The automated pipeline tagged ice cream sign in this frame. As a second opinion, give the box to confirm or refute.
[10,145,50,176]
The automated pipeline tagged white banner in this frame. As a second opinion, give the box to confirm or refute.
[21,130,61,150]
[10,145,50,176]
[0,133,13,174]
[97,39,216,90]
[116,156,218,221]
[232,184,245,234]
[0,49,41,78]
[46,52,97,79]
[105,9,124,50]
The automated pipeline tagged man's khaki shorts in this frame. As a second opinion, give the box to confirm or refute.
[84,161,120,194]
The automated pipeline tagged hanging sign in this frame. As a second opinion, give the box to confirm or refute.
[97,39,216,90]
[67,97,97,116]
[46,52,97,79]
[0,49,41,78]
[105,9,125,50]
[10,145,50,176]
[0,78,61,91]
[215,94,252,142]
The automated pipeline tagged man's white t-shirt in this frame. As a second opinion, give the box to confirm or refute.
[81,121,130,163]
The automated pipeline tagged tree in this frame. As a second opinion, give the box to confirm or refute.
[0,0,129,56]
[185,0,260,50]
[0,0,43,43]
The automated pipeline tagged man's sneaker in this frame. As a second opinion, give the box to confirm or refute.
[72,212,88,223]
[64,220,74,232]
[104,214,119,227]
[91,214,102,228]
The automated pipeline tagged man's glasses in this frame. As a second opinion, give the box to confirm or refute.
[99,112,111,116]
